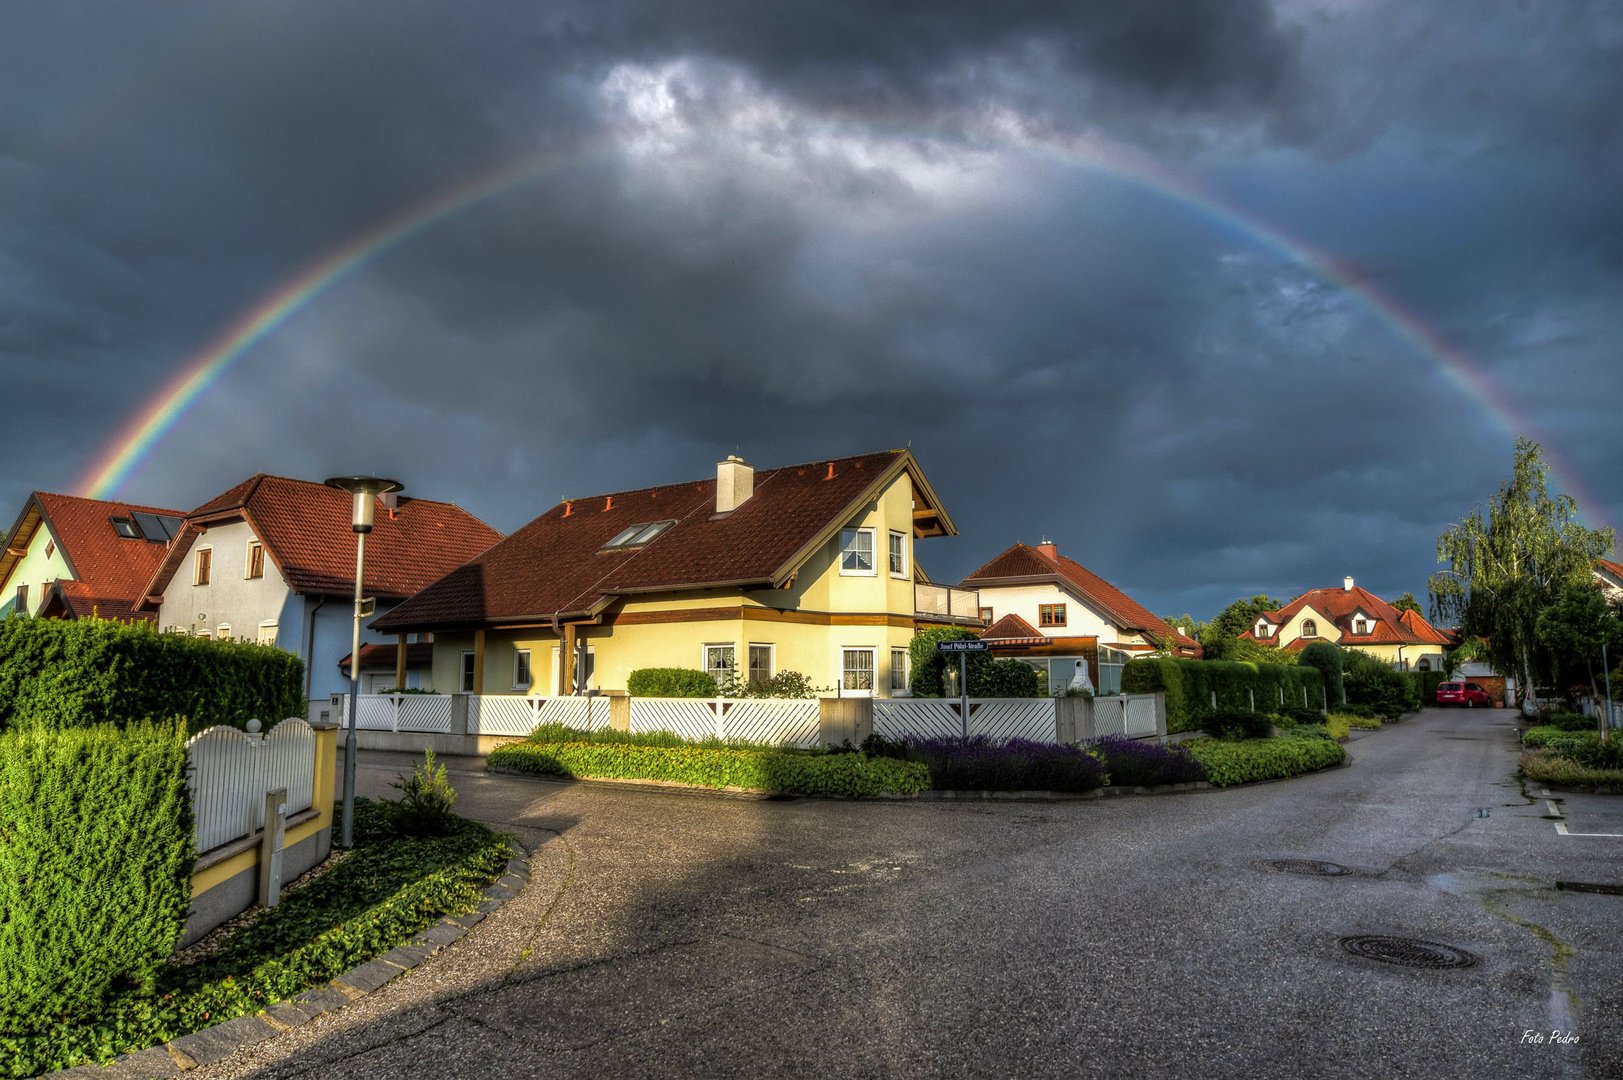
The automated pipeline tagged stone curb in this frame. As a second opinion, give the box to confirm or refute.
[53,848,531,1077]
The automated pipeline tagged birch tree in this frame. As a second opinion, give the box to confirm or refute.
[1428,438,1615,704]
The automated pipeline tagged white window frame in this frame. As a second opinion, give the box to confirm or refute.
[193,546,212,586]
[703,643,737,687]
[513,649,532,692]
[839,527,876,576]
[460,651,476,693]
[841,647,876,697]
[1301,619,1319,639]
[216,623,231,640]
[889,647,910,694]
[257,621,279,646]
[1353,616,1370,635]
[887,530,907,578]
[245,539,264,579]
[747,643,775,688]
[1256,620,1269,637]
[15,584,27,615]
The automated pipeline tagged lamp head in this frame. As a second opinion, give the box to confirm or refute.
[324,476,404,534]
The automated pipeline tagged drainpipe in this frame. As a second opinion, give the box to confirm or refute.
[551,613,565,695]
[303,595,327,702]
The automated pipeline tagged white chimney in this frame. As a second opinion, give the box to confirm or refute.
[1344,576,1355,592]
[716,454,754,513]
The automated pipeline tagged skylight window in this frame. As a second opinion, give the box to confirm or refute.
[111,517,140,539]
[600,520,675,550]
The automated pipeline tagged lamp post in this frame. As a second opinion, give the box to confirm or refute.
[324,475,404,849]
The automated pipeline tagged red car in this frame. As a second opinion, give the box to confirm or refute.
[1436,681,1493,708]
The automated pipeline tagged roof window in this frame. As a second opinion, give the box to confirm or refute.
[601,520,675,550]
[111,517,140,539]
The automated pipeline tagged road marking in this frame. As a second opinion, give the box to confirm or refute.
[1553,822,1623,837]
[1546,800,1564,818]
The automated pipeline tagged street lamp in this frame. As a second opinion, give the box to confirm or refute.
[324,474,404,849]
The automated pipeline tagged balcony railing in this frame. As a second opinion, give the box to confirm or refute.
[915,582,982,623]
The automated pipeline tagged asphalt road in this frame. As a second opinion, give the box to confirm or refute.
[196,708,1621,1079]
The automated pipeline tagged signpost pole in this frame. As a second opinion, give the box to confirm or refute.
[960,653,969,738]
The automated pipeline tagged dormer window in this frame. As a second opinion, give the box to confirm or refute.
[601,520,675,550]
[1255,621,1270,638]
[1301,619,1318,638]
[1353,616,1370,635]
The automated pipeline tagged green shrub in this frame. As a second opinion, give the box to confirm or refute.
[972,657,1040,698]
[0,722,193,1037]
[1341,649,1414,719]
[489,741,930,796]
[1522,725,1594,750]
[1520,750,1623,791]
[1321,713,1352,740]
[724,670,825,698]
[525,723,778,750]
[1201,709,1273,740]
[1545,710,1596,732]
[389,749,458,835]
[1122,657,1322,733]
[0,616,304,734]
[1275,703,1323,725]
[1183,734,1346,787]
[627,668,719,698]
[907,626,985,697]
[1417,670,1449,702]
[1329,711,1381,731]
[1298,642,1344,706]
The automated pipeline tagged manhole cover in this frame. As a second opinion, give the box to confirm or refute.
[1265,859,1352,877]
[1338,935,1479,969]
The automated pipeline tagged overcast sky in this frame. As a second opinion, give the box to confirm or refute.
[3,1,1619,620]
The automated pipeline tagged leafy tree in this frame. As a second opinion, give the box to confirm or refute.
[1429,438,1616,704]
[1535,583,1623,718]
[1391,592,1423,614]
[1198,595,1286,660]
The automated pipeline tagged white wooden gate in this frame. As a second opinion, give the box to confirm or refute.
[187,719,316,854]
[355,693,453,732]
[873,698,1058,743]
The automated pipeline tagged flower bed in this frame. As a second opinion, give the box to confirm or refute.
[1087,736,1204,787]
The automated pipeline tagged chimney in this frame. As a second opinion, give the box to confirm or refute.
[1036,537,1058,560]
[1343,576,1354,592]
[717,454,754,513]
[381,491,399,518]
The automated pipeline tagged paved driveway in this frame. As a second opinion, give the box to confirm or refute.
[196,708,1620,1079]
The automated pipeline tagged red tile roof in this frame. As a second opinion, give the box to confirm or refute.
[39,580,151,623]
[2,492,185,616]
[1597,558,1623,583]
[375,449,951,631]
[143,475,503,603]
[979,612,1045,644]
[1241,584,1452,648]
[961,543,1202,655]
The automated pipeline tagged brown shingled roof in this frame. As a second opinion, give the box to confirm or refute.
[375,449,952,631]
[2,492,185,617]
[979,613,1046,644]
[142,475,503,603]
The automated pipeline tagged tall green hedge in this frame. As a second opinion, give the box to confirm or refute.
[626,668,719,698]
[1121,658,1323,734]
[1298,642,1345,706]
[909,626,983,696]
[1341,648,1420,719]
[0,616,304,734]
[0,722,193,1036]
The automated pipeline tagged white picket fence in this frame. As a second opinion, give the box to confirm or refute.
[873,698,1059,743]
[629,697,822,748]
[471,694,613,736]
[1088,694,1161,739]
[187,719,316,854]
[355,693,454,732]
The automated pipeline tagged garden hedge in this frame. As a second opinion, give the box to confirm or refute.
[1121,658,1322,733]
[0,722,193,1038]
[1182,732,1346,786]
[0,616,304,734]
[626,667,719,698]
[489,741,931,796]
[1341,649,1419,719]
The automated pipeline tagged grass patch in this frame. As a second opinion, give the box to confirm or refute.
[2,799,513,1077]
[489,740,929,797]
[1329,711,1381,731]
[1183,733,1346,787]
[1520,749,1623,792]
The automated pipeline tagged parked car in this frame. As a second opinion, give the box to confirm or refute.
[1436,681,1493,708]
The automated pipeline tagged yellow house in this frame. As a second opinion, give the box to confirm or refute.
[372,450,982,698]
[0,491,184,621]
[1240,576,1453,671]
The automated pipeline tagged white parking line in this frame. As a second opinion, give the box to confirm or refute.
[1546,800,1563,818]
[1553,822,1623,837]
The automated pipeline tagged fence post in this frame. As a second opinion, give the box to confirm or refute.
[1211,690,1218,712]
[1322,687,1328,714]
[1054,696,1079,744]
[258,787,288,908]
[1303,686,1308,708]
[608,692,630,732]
[1249,689,1255,713]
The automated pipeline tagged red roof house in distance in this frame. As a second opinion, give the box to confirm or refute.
[1595,558,1623,602]
[961,540,1201,694]
[372,449,975,699]
[0,492,186,621]
[1240,576,1453,670]
[138,474,502,706]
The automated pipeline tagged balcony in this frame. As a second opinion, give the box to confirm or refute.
[914,582,983,625]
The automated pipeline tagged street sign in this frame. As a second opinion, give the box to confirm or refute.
[937,639,989,654]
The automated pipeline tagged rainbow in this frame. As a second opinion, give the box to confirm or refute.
[77,121,1605,526]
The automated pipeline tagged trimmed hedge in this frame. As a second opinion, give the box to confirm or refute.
[0,722,193,1038]
[1298,642,1344,706]
[488,741,931,797]
[908,626,982,697]
[1202,709,1274,740]
[1183,732,1346,786]
[626,668,718,698]
[1121,658,1322,734]
[1341,649,1419,719]
[0,616,304,734]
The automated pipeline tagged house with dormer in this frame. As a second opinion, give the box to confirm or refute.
[137,474,502,706]
[960,540,1201,694]
[371,450,981,698]
[1241,577,1452,670]
[0,492,185,621]
[1595,559,1623,602]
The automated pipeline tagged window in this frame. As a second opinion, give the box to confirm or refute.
[842,648,875,694]
[839,528,875,575]
[979,607,994,625]
[216,623,231,640]
[890,647,910,693]
[1301,619,1318,638]
[111,517,139,539]
[194,547,212,585]
[43,540,54,559]
[257,622,279,646]
[1417,657,1432,671]
[513,649,532,691]
[556,645,597,691]
[1039,603,1067,627]
[748,644,774,687]
[888,530,907,577]
[704,644,736,686]
[246,540,264,579]
[14,584,27,614]
[1352,617,1370,635]
[460,651,476,693]
[195,628,211,640]
[1255,621,1270,638]
[600,520,675,550]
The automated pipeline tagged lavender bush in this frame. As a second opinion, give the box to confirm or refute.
[1087,736,1206,787]
[899,735,1106,793]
